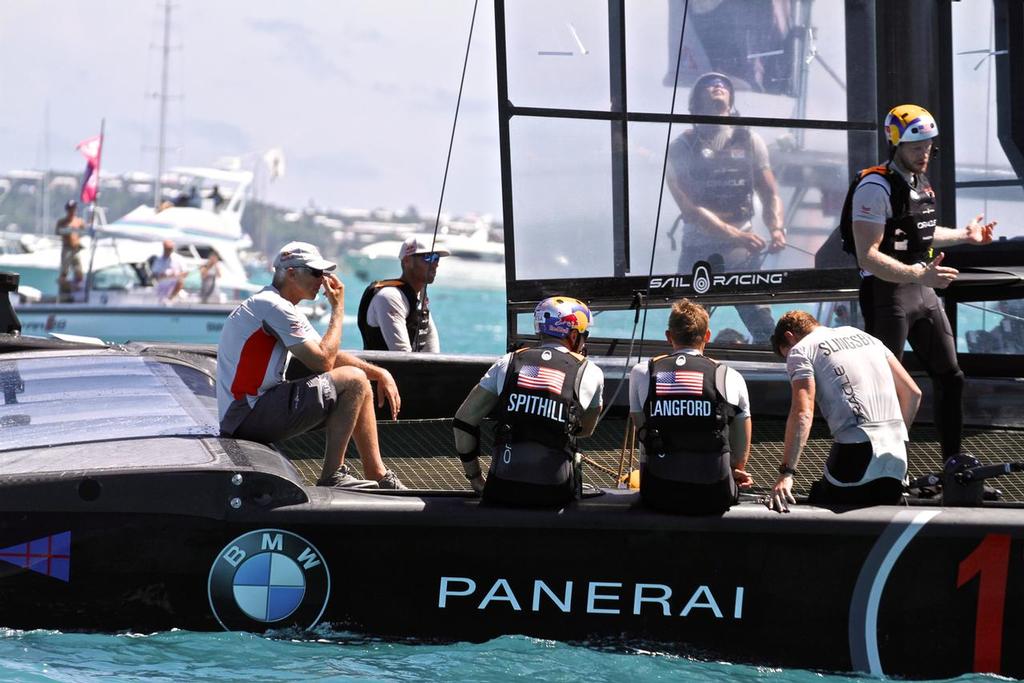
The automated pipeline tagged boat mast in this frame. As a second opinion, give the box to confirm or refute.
[153,0,171,209]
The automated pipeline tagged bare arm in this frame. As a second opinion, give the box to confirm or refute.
[768,377,815,513]
[852,220,959,288]
[729,416,754,489]
[287,275,345,373]
[932,213,997,248]
[754,167,785,251]
[887,355,922,430]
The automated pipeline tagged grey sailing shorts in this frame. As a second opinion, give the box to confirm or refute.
[221,373,338,444]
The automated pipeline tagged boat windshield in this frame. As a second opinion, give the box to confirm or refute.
[0,354,218,452]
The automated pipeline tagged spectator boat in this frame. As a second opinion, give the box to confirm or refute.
[4,167,270,344]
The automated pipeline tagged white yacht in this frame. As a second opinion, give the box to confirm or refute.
[341,228,505,291]
[8,167,276,344]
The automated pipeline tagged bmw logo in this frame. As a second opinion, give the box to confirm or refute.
[691,261,712,295]
[208,529,330,631]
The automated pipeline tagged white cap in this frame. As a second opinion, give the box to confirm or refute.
[399,236,450,261]
[273,241,336,271]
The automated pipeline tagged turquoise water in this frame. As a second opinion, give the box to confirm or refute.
[1,628,1008,682]
[7,280,1020,680]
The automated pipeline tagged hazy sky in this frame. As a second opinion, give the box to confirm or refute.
[0,1,501,216]
[0,0,1011,227]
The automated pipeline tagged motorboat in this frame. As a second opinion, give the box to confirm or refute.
[341,229,505,291]
[4,167,267,344]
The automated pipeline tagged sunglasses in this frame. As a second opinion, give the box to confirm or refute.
[419,253,441,264]
[304,267,325,279]
[704,78,730,90]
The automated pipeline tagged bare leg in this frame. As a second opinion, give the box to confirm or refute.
[350,385,388,480]
[320,367,388,481]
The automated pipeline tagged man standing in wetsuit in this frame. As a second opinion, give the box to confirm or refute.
[452,296,604,506]
[628,298,753,514]
[357,236,449,352]
[768,310,922,511]
[850,104,996,472]
[666,72,785,343]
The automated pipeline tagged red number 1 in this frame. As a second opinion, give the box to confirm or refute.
[957,533,1011,673]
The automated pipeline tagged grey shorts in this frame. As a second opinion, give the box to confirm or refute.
[221,373,337,443]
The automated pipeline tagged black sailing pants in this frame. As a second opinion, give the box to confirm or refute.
[859,277,965,457]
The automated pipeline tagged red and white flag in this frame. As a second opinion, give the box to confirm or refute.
[76,135,103,203]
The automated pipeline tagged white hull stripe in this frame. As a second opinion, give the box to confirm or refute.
[848,509,942,676]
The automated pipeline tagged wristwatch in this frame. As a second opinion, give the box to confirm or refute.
[778,464,797,476]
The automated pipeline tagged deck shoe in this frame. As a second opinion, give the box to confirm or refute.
[376,469,407,490]
[316,464,378,489]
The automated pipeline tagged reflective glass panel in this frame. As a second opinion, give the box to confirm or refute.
[957,300,1024,355]
[626,0,859,121]
[510,116,614,280]
[516,298,862,348]
[951,1,1024,238]
[627,123,873,276]
[506,0,611,111]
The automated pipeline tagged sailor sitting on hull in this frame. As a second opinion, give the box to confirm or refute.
[453,296,605,507]
[629,299,753,515]
[768,310,922,512]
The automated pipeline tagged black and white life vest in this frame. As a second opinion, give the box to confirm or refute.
[838,165,937,265]
[356,279,430,351]
[640,352,736,512]
[672,127,756,227]
[484,346,586,506]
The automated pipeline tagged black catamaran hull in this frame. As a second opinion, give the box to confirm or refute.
[2,459,1022,681]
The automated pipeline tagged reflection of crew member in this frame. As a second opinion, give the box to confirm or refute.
[768,311,921,512]
[56,199,85,301]
[850,104,996,472]
[357,237,448,352]
[629,299,752,514]
[666,72,784,342]
[151,239,188,302]
[453,297,604,506]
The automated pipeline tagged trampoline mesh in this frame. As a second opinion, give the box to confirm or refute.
[277,418,1024,500]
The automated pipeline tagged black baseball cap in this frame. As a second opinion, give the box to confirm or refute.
[65,199,77,210]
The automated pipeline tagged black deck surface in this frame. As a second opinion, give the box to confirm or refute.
[278,417,1024,501]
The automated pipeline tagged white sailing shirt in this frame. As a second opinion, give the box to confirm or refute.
[787,325,908,484]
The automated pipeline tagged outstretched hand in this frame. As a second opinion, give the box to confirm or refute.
[965,213,997,244]
[920,252,959,290]
[767,474,795,513]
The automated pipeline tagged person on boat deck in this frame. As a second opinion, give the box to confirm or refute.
[666,72,784,344]
[216,241,406,490]
[767,310,922,512]
[56,199,85,301]
[199,249,224,304]
[357,236,448,352]
[453,296,604,506]
[848,104,996,475]
[628,299,753,515]
[151,239,188,302]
